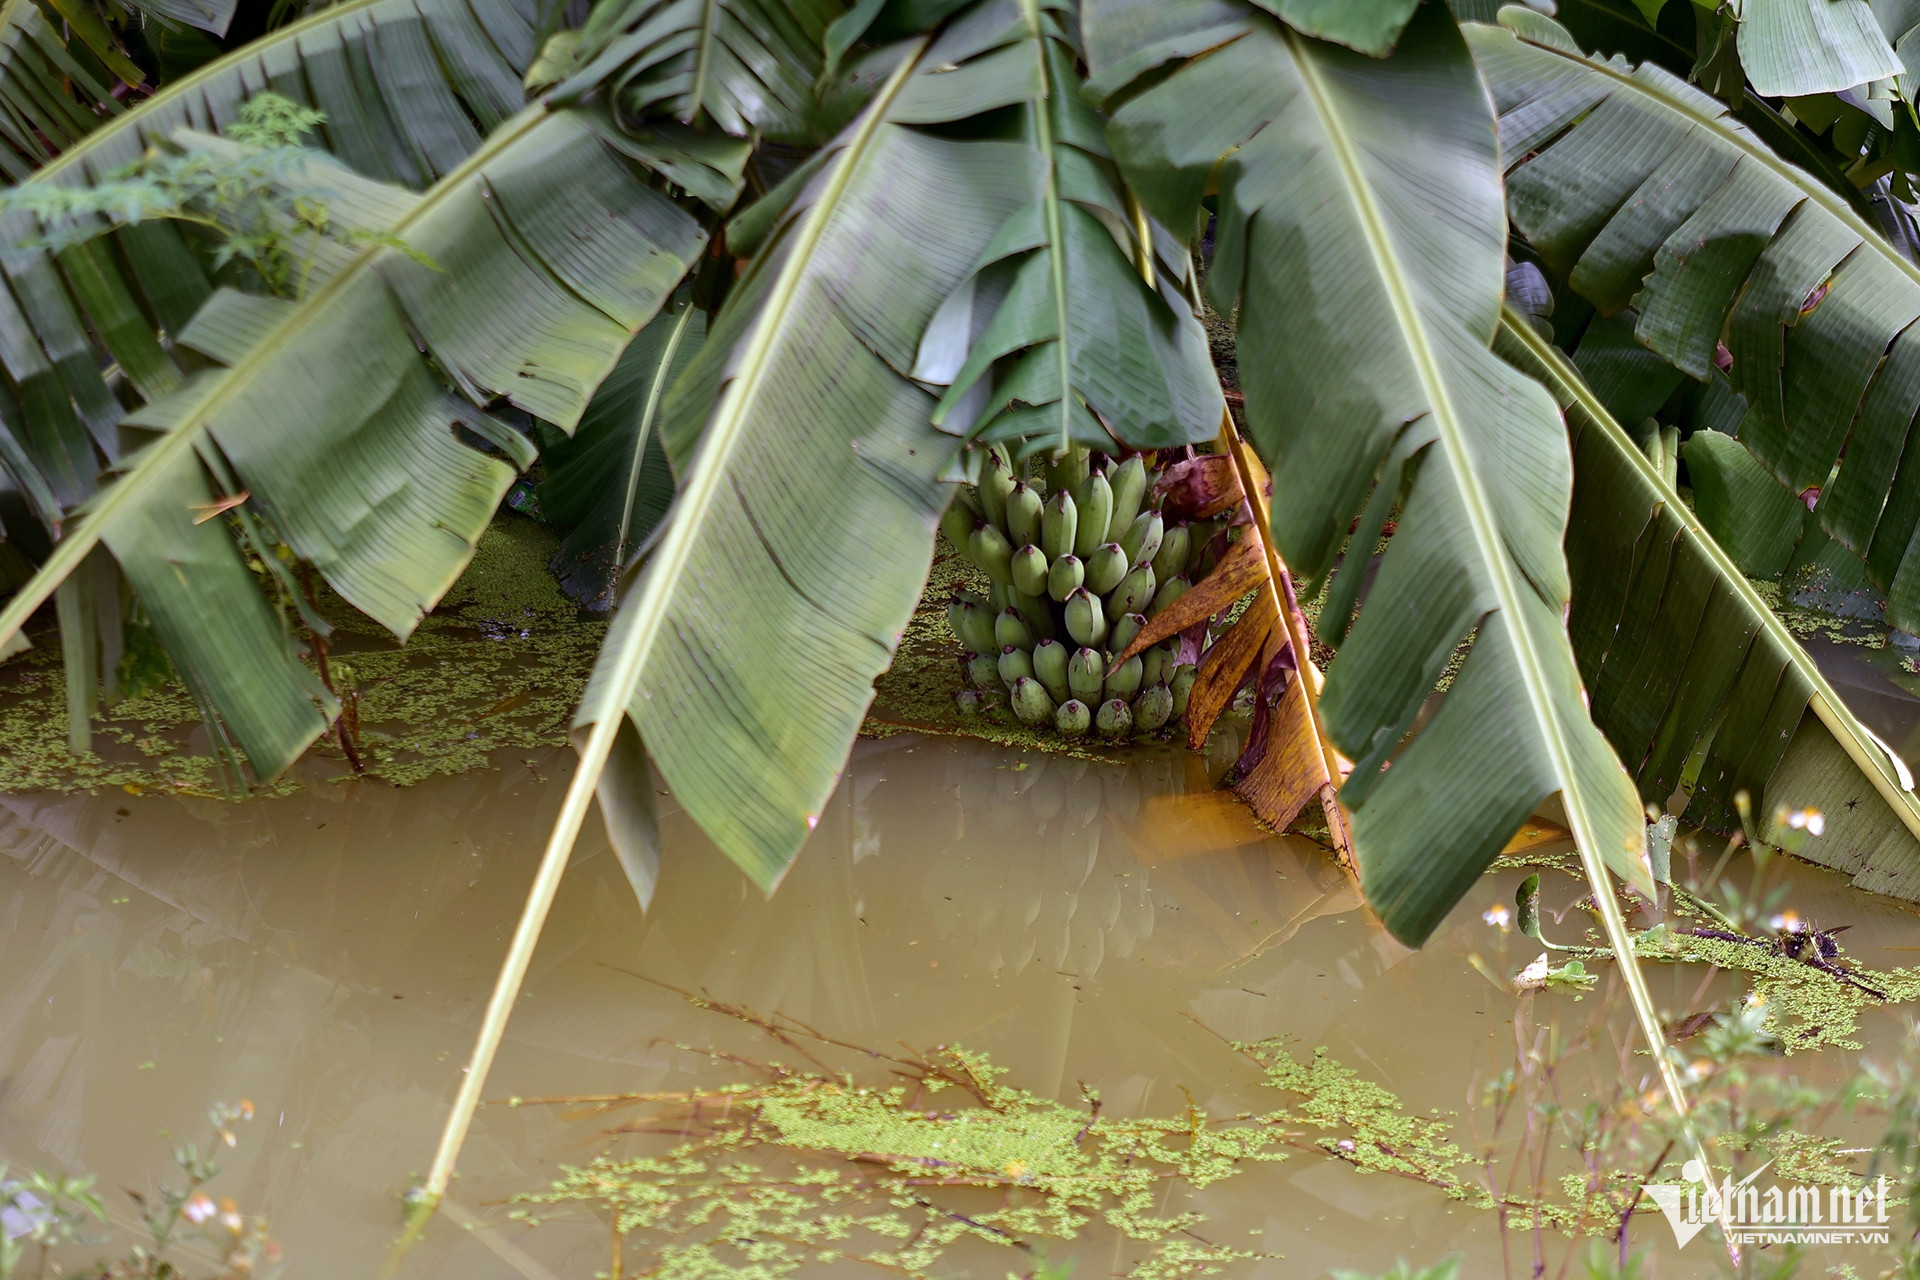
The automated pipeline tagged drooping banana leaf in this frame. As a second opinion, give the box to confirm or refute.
[0,0,545,512]
[1086,0,1648,947]
[1739,0,1902,98]
[0,105,718,777]
[0,0,122,180]
[916,0,1222,457]
[538,300,705,610]
[549,0,842,141]
[1470,15,1920,635]
[1501,313,1920,898]
[575,0,1047,894]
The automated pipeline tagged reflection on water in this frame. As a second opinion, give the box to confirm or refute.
[1,733,1913,1278]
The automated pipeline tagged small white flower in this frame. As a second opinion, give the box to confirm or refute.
[183,1194,216,1225]
[1483,904,1511,931]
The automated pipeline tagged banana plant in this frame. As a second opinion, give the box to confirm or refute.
[1474,11,1920,636]
[0,0,123,180]
[1501,314,1920,902]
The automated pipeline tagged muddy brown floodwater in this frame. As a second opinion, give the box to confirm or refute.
[3,731,1918,1279]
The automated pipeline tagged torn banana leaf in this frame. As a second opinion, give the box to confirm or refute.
[0,106,711,779]
[1501,314,1920,899]
[1088,0,1646,945]
[577,3,1051,895]
[0,0,122,180]
[550,0,840,141]
[1471,14,1920,635]
[916,0,1222,456]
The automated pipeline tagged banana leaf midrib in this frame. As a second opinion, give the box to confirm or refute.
[578,36,934,737]
[1483,21,1920,298]
[0,102,561,656]
[686,0,722,126]
[1500,305,1920,838]
[1289,27,1609,858]
[26,0,392,186]
[1018,0,1074,454]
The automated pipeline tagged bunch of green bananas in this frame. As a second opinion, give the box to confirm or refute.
[940,444,1224,742]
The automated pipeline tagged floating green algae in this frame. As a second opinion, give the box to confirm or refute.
[510,993,1712,1279]
[0,517,604,794]
[1627,925,1920,1054]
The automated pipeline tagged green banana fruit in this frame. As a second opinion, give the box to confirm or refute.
[1084,543,1129,596]
[1074,470,1113,559]
[953,598,997,654]
[1046,445,1090,497]
[1119,510,1163,569]
[1055,699,1091,739]
[940,501,976,559]
[1047,554,1085,602]
[1107,611,1146,659]
[1104,654,1143,702]
[1147,575,1189,619]
[999,645,1035,687]
[1151,523,1190,583]
[1011,676,1055,726]
[955,688,987,715]
[1170,664,1197,717]
[979,445,1014,532]
[1095,697,1133,740]
[1010,544,1049,597]
[1013,589,1056,642]
[1133,683,1173,734]
[1141,643,1175,690]
[1106,456,1147,542]
[1041,489,1078,562]
[1006,481,1043,548]
[1109,563,1156,618]
[1031,638,1070,704]
[994,607,1034,652]
[1067,647,1106,703]
[971,523,1014,584]
[967,653,1002,689]
[1064,588,1107,650]
[1185,520,1218,577]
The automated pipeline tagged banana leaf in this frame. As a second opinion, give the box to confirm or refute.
[1501,313,1920,899]
[576,0,1051,895]
[539,301,706,610]
[0,0,121,181]
[0,106,716,778]
[551,0,842,141]
[917,0,1222,456]
[1470,14,1920,634]
[1086,0,1648,946]
[1739,0,1901,98]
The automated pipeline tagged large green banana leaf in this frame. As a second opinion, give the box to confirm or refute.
[1501,313,1920,898]
[575,0,1048,894]
[1470,15,1920,635]
[550,0,841,141]
[918,0,1221,456]
[0,106,718,778]
[1084,0,1648,946]
[0,0,120,181]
